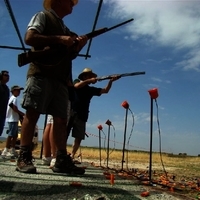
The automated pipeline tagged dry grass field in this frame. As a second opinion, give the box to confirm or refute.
[1,140,199,178]
[31,143,200,180]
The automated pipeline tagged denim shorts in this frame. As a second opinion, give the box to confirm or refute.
[22,76,69,119]
[7,122,18,137]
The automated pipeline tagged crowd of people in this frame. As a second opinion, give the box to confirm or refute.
[0,0,120,176]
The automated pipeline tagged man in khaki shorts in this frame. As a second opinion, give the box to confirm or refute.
[16,0,88,174]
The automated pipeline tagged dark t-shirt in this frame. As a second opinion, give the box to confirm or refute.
[0,83,9,117]
[72,79,102,122]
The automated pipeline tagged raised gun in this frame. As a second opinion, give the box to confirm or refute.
[18,18,134,67]
[97,71,146,81]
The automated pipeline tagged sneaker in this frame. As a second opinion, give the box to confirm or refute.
[42,157,52,166]
[52,154,85,175]
[50,158,56,168]
[1,148,13,157]
[10,148,18,157]
[16,149,36,174]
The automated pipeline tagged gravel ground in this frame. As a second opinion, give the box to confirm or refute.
[0,156,195,200]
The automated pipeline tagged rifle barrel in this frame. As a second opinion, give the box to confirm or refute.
[107,18,134,32]
[97,71,145,81]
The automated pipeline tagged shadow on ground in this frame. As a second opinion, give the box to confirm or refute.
[0,180,141,200]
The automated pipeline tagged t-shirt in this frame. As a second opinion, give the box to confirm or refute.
[6,95,19,122]
[73,79,102,122]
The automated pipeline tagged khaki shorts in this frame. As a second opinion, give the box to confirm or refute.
[22,76,69,119]
[67,113,86,140]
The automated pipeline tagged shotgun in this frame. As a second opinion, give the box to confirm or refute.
[18,18,134,67]
[97,71,146,81]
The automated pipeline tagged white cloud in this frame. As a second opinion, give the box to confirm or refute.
[151,77,171,84]
[101,0,200,71]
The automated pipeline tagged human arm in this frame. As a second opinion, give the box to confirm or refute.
[9,103,25,117]
[100,75,120,94]
[25,29,75,47]
[25,12,87,51]
[74,78,97,89]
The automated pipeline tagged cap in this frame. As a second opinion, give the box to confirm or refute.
[11,85,24,92]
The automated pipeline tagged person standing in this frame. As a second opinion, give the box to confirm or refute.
[41,115,56,165]
[67,68,120,161]
[16,0,88,174]
[0,70,10,137]
[1,85,24,157]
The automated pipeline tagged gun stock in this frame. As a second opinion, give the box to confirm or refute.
[18,52,30,67]
[18,47,58,67]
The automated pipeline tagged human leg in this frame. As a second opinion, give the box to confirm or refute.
[1,122,18,156]
[70,116,86,160]
[1,136,12,156]
[42,123,52,165]
[52,116,85,174]
[9,122,18,149]
[16,108,40,173]
[16,76,52,173]
[42,81,85,174]
[71,138,82,159]
[49,123,56,157]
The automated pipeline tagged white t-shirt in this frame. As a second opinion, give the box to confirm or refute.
[6,95,19,122]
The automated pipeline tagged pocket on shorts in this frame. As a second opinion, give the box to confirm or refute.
[22,77,44,109]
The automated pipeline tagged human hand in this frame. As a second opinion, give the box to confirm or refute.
[60,35,74,47]
[110,75,121,82]
[73,35,88,52]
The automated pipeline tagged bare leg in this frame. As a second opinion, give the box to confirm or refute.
[53,117,68,152]
[21,108,40,146]
[49,123,56,157]
[10,136,17,148]
[5,136,12,149]
[42,123,52,158]
[71,138,82,159]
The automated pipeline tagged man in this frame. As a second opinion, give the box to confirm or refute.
[17,0,88,174]
[0,70,10,137]
[1,85,24,157]
[67,68,120,161]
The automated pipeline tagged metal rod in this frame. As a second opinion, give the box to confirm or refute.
[106,125,111,168]
[99,129,102,166]
[85,0,103,59]
[149,98,153,183]
[121,108,128,170]
[4,0,26,53]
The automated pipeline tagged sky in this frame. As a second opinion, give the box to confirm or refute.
[0,0,200,156]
